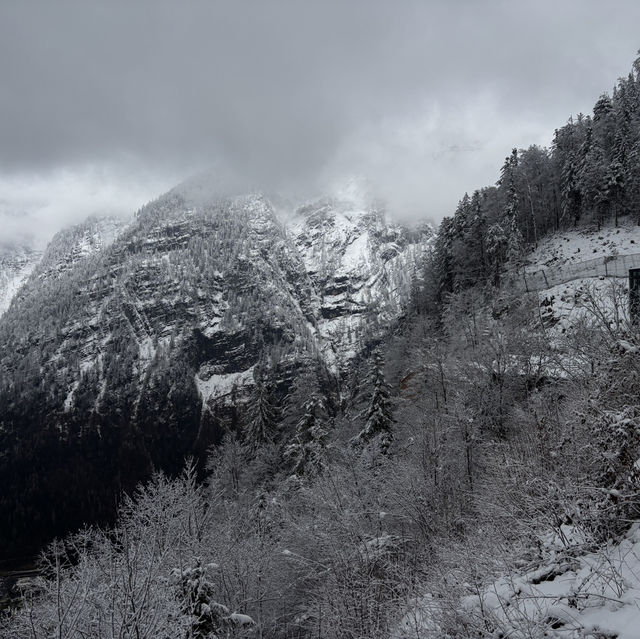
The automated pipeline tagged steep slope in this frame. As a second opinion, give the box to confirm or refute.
[0,216,127,318]
[0,183,432,558]
[289,196,432,368]
[507,217,640,354]
[0,243,42,317]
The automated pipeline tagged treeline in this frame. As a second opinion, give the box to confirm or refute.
[433,52,640,299]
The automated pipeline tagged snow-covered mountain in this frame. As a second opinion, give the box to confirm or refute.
[0,216,128,319]
[289,196,431,366]
[0,243,42,317]
[0,181,432,558]
[0,186,432,416]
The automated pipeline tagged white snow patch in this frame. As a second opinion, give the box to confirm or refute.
[527,217,640,270]
[227,612,256,627]
[397,523,640,639]
[195,366,255,408]
[0,251,41,316]
[63,381,80,412]
[337,232,370,274]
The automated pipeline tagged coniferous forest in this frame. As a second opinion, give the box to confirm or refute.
[433,53,640,298]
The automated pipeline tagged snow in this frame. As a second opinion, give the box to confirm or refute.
[286,197,429,369]
[518,218,640,294]
[195,366,255,407]
[533,277,629,361]
[63,381,80,412]
[0,249,41,316]
[227,612,256,626]
[0,267,32,315]
[338,231,370,273]
[138,336,157,365]
[519,223,637,356]
[395,523,640,638]
[526,217,640,270]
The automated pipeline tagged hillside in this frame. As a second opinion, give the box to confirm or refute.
[0,183,432,559]
[0,244,41,317]
[3,40,640,639]
[389,222,640,637]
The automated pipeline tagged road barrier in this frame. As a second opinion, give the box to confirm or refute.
[517,253,640,292]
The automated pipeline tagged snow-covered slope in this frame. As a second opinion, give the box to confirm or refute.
[0,216,127,319]
[526,219,640,269]
[0,244,42,317]
[289,197,432,365]
[34,215,128,282]
[396,522,640,638]
[503,218,640,353]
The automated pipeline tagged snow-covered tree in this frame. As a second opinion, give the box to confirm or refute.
[353,350,394,453]
[284,395,329,476]
[172,561,255,638]
[245,374,279,447]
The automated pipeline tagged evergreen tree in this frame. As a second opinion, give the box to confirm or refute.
[245,373,279,448]
[284,395,329,476]
[353,350,394,453]
[485,222,508,287]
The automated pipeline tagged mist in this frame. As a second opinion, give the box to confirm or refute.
[2,1,640,244]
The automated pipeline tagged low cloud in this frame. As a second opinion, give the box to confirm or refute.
[1,1,640,243]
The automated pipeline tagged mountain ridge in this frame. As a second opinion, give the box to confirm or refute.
[0,183,433,558]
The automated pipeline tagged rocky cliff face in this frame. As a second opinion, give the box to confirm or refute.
[0,244,42,317]
[289,196,431,368]
[0,182,432,557]
[0,216,127,317]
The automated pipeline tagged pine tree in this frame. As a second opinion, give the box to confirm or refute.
[485,222,508,287]
[284,395,329,476]
[353,350,394,453]
[245,375,279,447]
[506,213,525,266]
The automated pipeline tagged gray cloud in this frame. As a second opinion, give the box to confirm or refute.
[1,0,640,242]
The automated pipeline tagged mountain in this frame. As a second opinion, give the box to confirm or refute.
[0,243,42,317]
[0,183,432,558]
[0,216,127,319]
[288,195,431,367]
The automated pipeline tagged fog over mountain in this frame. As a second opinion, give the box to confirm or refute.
[2,1,640,243]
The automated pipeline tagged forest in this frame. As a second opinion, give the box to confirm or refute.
[3,53,640,639]
[433,53,640,298]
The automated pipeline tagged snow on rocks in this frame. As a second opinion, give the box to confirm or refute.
[0,244,42,317]
[288,195,433,370]
[195,365,255,410]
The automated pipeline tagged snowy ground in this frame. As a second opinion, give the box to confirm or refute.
[536,277,629,343]
[394,522,640,638]
[511,221,638,355]
[526,217,640,270]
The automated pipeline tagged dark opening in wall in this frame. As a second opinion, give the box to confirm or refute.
[629,268,640,323]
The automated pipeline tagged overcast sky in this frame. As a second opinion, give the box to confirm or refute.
[1,1,640,245]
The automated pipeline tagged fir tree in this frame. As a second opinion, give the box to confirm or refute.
[284,394,329,476]
[353,350,394,454]
[245,374,279,448]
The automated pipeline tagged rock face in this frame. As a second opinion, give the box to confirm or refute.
[0,244,42,317]
[0,216,127,317]
[0,182,432,558]
[289,197,431,367]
